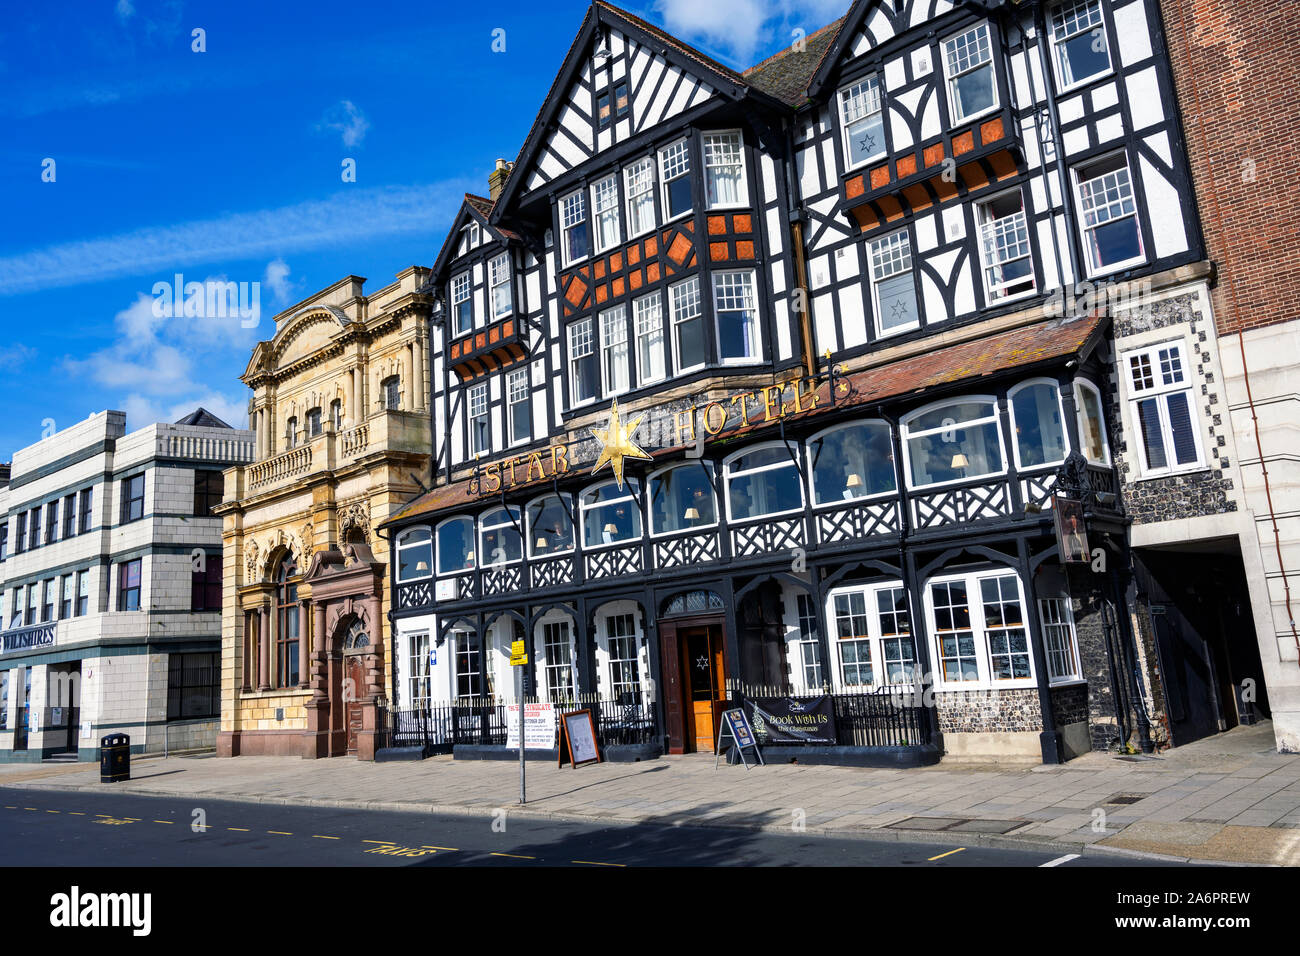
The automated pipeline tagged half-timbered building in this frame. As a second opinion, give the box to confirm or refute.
[379,0,1272,764]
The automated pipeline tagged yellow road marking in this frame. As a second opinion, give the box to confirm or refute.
[69,812,85,816]
[362,840,395,845]
[227,827,250,832]
[268,831,292,836]
[490,852,535,860]
[573,860,626,867]
[313,835,340,840]
[422,845,458,851]
[154,820,173,825]
[928,848,966,861]
[45,810,60,814]
[24,808,39,811]
[4,806,17,809]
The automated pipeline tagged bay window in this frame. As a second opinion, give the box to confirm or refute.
[634,291,666,385]
[659,138,693,220]
[507,368,530,446]
[807,420,896,506]
[489,252,512,319]
[648,462,717,535]
[479,507,522,567]
[396,527,433,582]
[1008,380,1068,469]
[560,189,590,266]
[943,21,997,124]
[600,305,630,396]
[928,570,1034,686]
[580,479,641,549]
[1051,0,1111,90]
[1074,379,1110,464]
[1124,342,1203,475]
[830,582,914,689]
[591,174,622,252]
[712,270,760,362]
[977,189,1035,301]
[724,443,803,522]
[452,271,473,335]
[839,74,885,168]
[1074,152,1144,275]
[869,230,919,336]
[568,317,598,406]
[702,131,746,208]
[624,157,656,237]
[436,516,476,575]
[526,494,574,558]
[902,398,1005,488]
[669,276,705,374]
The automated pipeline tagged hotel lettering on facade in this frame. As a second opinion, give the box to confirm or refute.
[378,0,1289,763]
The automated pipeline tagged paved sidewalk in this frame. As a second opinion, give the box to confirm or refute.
[3,723,1298,865]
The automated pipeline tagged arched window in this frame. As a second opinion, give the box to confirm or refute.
[479,507,522,567]
[807,421,896,506]
[1074,379,1110,464]
[382,376,401,411]
[580,480,641,549]
[648,462,717,536]
[436,516,476,575]
[285,417,298,449]
[306,407,323,438]
[723,443,803,522]
[396,527,433,581]
[330,399,344,431]
[901,397,1005,489]
[275,560,299,688]
[1008,379,1068,469]
[526,494,574,558]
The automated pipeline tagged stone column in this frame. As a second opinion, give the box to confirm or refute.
[241,611,252,691]
[412,337,425,411]
[258,605,271,692]
[297,600,310,689]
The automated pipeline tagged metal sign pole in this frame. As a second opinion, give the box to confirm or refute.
[518,667,526,805]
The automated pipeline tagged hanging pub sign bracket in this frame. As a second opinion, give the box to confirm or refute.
[716,708,764,770]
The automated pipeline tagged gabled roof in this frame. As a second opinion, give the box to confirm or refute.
[491,0,791,219]
[174,407,233,429]
[428,193,518,287]
[743,16,847,109]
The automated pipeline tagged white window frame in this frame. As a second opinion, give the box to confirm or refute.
[407,631,432,710]
[599,305,630,397]
[658,138,693,223]
[900,395,1008,491]
[837,74,886,170]
[1074,378,1111,465]
[669,276,705,375]
[1007,378,1070,471]
[926,569,1037,691]
[722,441,805,524]
[488,252,512,320]
[396,526,434,582]
[436,516,477,576]
[1072,150,1145,277]
[451,271,473,336]
[603,610,645,705]
[976,188,1036,303]
[701,130,748,209]
[827,580,915,691]
[942,21,999,125]
[468,382,490,457]
[1039,596,1083,684]
[1049,0,1113,93]
[579,479,643,552]
[711,270,761,364]
[568,316,597,408]
[624,157,657,238]
[806,419,898,508]
[634,291,666,386]
[1122,341,1206,477]
[647,461,719,538]
[506,368,530,447]
[868,229,920,338]
[559,189,589,268]
[479,506,522,568]
[539,617,577,704]
[591,174,622,253]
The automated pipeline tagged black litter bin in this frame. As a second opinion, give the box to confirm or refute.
[100,734,130,783]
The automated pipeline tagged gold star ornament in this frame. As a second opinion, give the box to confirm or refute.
[589,398,652,489]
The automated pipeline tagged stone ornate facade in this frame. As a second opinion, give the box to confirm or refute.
[215,269,433,759]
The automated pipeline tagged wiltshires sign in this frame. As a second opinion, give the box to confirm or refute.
[2,623,56,654]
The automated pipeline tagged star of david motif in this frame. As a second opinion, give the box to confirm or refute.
[695,655,709,670]
[858,131,877,154]
[890,298,911,321]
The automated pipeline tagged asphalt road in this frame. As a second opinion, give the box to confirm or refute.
[0,786,1184,867]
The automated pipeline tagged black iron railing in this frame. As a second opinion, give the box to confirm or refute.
[731,685,931,748]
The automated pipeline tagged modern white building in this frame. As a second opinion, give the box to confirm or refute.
[0,409,253,762]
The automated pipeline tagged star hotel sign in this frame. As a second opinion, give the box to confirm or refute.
[588,398,652,490]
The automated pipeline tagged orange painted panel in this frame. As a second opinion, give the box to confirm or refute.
[980,117,1005,145]
[896,154,918,178]
[845,174,865,199]
[710,241,729,261]
[707,215,726,235]
[733,214,752,233]
[736,240,755,259]
[953,131,975,157]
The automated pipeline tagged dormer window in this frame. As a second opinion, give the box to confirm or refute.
[560,190,590,266]
[488,252,512,319]
[468,222,480,246]
[839,76,885,169]
[452,271,473,335]
[659,139,693,221]
[943,22,997,124]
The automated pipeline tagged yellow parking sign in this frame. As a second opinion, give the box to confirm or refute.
[510,639,528,666]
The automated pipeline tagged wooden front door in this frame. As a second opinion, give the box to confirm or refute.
[681,625,726,753]
[345,656,364,754]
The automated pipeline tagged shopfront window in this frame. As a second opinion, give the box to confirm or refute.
[928,570,1033,687]
[580,480,641,549]
[479,507,522,567]
[526,495,574,558]
[437,517,476,575]
[830,582,914,689]
[1008,380,1068,469]
[396,527,433,582]
[808,421,896,505]
[648,463,717,535]
[902,398,1005,489]
[724,443,803,522]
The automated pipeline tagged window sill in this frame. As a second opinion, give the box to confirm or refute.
[1084,255,1147,280]
[1054,69,1116,98]
[950,102,1000,128]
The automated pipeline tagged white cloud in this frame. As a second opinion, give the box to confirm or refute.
[317,100,370,148]
[264,258,294,306]
[0,344,36,370]
[123,392,249,432]
[115,0,135,23]
[649,0,846,67]
[0,181,469,297]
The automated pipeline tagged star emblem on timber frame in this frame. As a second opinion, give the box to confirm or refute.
[859,132,877,154]
[890,298,910,321]
[589,397,652,489]
[696,655,709,670]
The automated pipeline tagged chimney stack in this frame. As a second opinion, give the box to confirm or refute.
[488,158,513,202]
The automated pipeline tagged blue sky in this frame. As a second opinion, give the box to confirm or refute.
[0,0,846,456]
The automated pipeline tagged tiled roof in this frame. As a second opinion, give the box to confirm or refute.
[743,17,846,108]
[381,313,1105,527]
[174,407,233,429]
